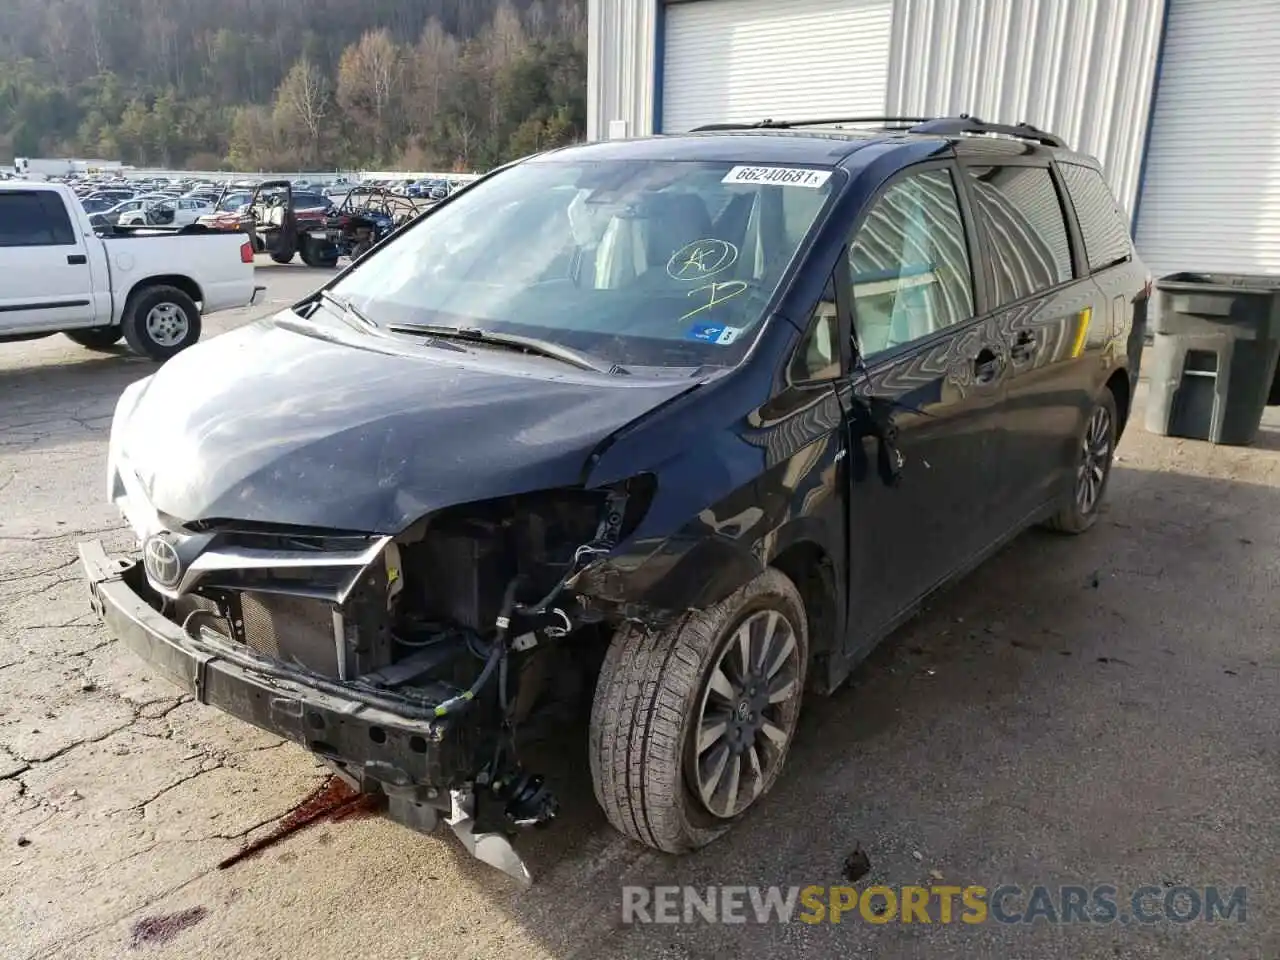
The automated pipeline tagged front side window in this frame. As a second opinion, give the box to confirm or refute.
[328,159,836,370]
[965,165,1072,306]
[789,275,840,382]
[848,168,975,360]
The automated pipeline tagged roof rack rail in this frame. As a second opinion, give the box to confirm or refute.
[908,114,1068,149]
[688,113,1069,149]
[690,116,933,132]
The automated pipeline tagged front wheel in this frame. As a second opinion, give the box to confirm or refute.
[269,250,295,265]
[589,568,808,854]
[64,326,123,351]
[1043,389,1118,534]
[121,285,202,361]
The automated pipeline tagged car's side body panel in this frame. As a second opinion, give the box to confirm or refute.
[573,133,1147,693]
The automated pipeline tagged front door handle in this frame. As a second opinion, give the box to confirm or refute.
[67,254,87,265]
[1010,330,1037,361]
[972,347,1002,384]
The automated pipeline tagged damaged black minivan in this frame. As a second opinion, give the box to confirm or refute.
[81,116,1148,882]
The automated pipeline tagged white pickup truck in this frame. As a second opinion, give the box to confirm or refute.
[0,181,261,360]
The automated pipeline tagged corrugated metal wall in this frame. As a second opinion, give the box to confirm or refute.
[661,0,893,133]
[1134,0,1280,277]
[884,0,1165,218]
[587,0,660,141]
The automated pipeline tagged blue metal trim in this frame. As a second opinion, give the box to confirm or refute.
[652,0,667,134]
[1131,0,1173,231]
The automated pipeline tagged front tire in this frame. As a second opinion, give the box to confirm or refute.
[64,326,123,351]
[269,250,295,264]
[589,568,808,854]
[1044,388,1118,534]
[121,285,202,361]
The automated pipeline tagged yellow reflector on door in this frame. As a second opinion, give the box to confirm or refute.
[1070,307,1093,358]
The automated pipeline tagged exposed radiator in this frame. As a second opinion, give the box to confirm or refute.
[175,591,341,678]
[239,592,342,677]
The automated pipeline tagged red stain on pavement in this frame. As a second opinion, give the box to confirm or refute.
[129,906,209,948]
[217,776,382,870]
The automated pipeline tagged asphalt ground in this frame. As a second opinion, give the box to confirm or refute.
[1,260,1276,959]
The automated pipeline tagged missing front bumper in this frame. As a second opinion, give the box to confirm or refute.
[77,539,471,791]
[78,540,553,883]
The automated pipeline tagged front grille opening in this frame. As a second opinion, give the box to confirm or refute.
[172,590,341,679]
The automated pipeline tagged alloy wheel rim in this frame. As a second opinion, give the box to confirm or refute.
[1076,405,1113,514]
[144,303,189,347]
[689,608,803,819]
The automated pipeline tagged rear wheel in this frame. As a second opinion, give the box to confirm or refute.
[269,250,295,264]
[299,238,339,269]
[589,568,807,853]
[64,326,123,351]
[1044,388,1118,534]
[121,285,202,361]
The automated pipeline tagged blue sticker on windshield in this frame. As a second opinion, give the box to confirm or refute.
[687,324,742,345]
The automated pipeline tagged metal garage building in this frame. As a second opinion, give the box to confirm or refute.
[586,0,1280,279]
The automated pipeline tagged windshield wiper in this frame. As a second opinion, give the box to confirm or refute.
[386,322,617,374]
[316,289,377,331]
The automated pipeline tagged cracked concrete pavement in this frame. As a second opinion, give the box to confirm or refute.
[1,261,1277,959]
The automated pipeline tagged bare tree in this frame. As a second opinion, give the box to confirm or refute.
[336,30,404,161]
[524,1,550,39]
[407,17,460,138]
[273,57,331,167]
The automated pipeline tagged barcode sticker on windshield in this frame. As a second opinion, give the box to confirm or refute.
[722,166,831,189]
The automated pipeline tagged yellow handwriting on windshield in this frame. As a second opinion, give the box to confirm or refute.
[680,281,748,322]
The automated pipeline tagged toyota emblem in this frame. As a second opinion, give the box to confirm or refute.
[143,535,182,587]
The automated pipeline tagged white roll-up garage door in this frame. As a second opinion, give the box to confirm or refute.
[1134,0,1280,278]
[661,0,894,134]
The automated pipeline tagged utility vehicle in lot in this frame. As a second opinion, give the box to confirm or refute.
[80,116,1149,882]
[197,180,340,268]
[324,186,426,260]
[0,181,261,360]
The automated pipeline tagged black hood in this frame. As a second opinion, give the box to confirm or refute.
[118,316,699,533]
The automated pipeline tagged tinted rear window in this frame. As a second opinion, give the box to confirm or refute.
[1058,163,1134,272]
[0,191,76,247]
[965,165,1073,306]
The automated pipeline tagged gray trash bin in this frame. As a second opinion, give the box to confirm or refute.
[1144,272,1280,445]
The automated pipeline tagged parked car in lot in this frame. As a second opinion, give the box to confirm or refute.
[80,116,1148,883]
[79,195,124,216]
[117,197,214,228]
[0,181,261,359]
[87,196,176,229]
[82,188,136,206]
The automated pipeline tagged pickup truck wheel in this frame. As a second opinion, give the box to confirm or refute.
[589,568,807,854]
[122,286,201,361]
[64,326,123,351]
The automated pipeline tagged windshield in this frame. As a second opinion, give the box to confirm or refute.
[328,158,836,369]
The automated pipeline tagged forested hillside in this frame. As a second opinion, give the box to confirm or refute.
[0,0,587,171]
